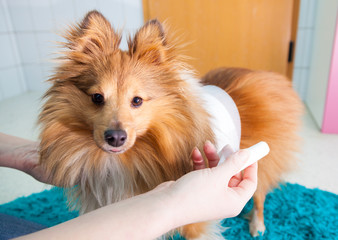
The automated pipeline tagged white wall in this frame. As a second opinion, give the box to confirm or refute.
[292,0,317,101]
[0,0,27,100]
[0,0,330,103]
[0,0,144,101]
[305,0,338,129]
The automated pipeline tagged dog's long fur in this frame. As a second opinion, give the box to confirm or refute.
[39,11,303,239]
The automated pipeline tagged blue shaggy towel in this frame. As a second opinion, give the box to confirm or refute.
[0,183,337,239]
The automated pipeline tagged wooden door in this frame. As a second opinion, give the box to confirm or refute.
[143,0,299,79]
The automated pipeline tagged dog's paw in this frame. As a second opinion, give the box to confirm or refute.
[182,220,226,240]
[249,209,266,237]
[250,220,265,237]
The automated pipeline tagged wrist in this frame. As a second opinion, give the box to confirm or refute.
[135,184,185,238]
[159,185,193,230]
[150,188,179,233]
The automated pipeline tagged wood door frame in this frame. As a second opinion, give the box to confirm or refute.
[287,0,300,80]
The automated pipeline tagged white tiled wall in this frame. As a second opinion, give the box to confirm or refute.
[0,0,319,102]
[0,0,144,101]
[0,0,26,101]
[293,0,317,101]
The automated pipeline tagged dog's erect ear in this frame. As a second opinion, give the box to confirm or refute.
[81,10,106,30]
[129,19,168,64]
[65,10,121,61]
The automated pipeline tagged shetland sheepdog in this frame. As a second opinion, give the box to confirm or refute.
[39,10,303,239]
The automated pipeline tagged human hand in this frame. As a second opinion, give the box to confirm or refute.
[0,133,51,184]
[191,140,223,169]
[164,142,257,227]
[13,143,51,184]
[191,141,245,188]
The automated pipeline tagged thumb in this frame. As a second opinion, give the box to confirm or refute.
[216,150,250,180]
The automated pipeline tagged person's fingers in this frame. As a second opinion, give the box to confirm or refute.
[232,162,258,199]
[192,147,206,170]
[203,141,220,168]
[228,172,242,187]
[217,150,250,180]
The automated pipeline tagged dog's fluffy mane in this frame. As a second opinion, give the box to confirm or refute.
[39,11,214,212]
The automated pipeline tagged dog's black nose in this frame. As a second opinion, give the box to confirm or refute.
[104,130,127,147]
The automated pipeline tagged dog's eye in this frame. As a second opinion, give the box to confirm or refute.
[92,93,104,105]
[131,96,143,108]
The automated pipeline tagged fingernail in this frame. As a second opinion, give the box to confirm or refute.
[192,147,204,163]
[235,149,250,159]
[192,147,202,159]
[205,140,216,151]
[193,147,200,154]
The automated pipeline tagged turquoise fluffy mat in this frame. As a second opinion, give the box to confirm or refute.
[0,183,337,239]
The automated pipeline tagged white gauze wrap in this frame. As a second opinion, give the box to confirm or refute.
[201,85,241,164]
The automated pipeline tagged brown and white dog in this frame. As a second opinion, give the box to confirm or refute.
[39,10,303,239]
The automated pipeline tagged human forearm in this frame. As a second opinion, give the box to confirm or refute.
[0,132,33,169]
[0,132,34,146]
[17,188,178,240]
[0,132,48,183]
[13,142,257,240]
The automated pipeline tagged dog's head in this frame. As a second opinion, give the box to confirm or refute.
[41,11,195,156]
[39,11,215,190]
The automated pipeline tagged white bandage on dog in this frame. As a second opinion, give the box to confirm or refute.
[201,85,241,163]
[201,85,270,167]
